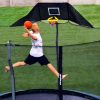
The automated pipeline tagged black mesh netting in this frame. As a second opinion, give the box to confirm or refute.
[0,41,100,96]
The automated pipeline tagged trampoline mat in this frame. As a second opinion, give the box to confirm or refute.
[1,93,90,100]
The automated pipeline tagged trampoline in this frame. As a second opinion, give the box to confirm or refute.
[0,89,100,100]
[1,2,100,100]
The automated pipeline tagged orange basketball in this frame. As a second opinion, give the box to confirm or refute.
[24,21,32,29]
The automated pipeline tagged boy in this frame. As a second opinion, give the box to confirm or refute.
[4,23,68,79]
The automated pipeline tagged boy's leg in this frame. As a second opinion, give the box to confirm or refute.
[4,61,26,72]
[47,63,59,78]
[47,63,68,79]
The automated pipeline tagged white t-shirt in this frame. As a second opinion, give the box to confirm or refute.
[29,31,43,57]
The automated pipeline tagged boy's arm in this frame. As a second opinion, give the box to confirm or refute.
[22,33,30,38]
[24,27,37,40]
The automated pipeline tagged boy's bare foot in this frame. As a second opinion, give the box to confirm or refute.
[4,66,10,72]
[62,74,68,79]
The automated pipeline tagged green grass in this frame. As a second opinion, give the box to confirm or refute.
[0,6,32,27]
[0,5,100,96]
[0,23,100,46]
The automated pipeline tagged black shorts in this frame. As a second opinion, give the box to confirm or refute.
[24,54,50,66]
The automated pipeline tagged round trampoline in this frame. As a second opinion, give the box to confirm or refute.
[0,89,100,100]
[2,3,100,100]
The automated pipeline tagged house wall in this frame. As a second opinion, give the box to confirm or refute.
[0,0,100,7]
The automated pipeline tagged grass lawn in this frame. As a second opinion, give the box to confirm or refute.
[0,5,100,96]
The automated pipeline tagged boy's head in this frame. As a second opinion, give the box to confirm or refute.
[32,23,39,32]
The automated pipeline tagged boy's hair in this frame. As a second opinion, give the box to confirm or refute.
[32,23,40,32]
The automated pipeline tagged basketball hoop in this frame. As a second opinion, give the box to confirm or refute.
[48,16,58,26]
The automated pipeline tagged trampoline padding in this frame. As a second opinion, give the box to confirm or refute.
[0,89,99,100]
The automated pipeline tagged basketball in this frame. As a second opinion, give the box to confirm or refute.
[24,21,32,29]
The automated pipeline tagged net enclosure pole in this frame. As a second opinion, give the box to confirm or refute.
[56,23,63,100]
[58,46,63,100]
[7,40,16,100]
